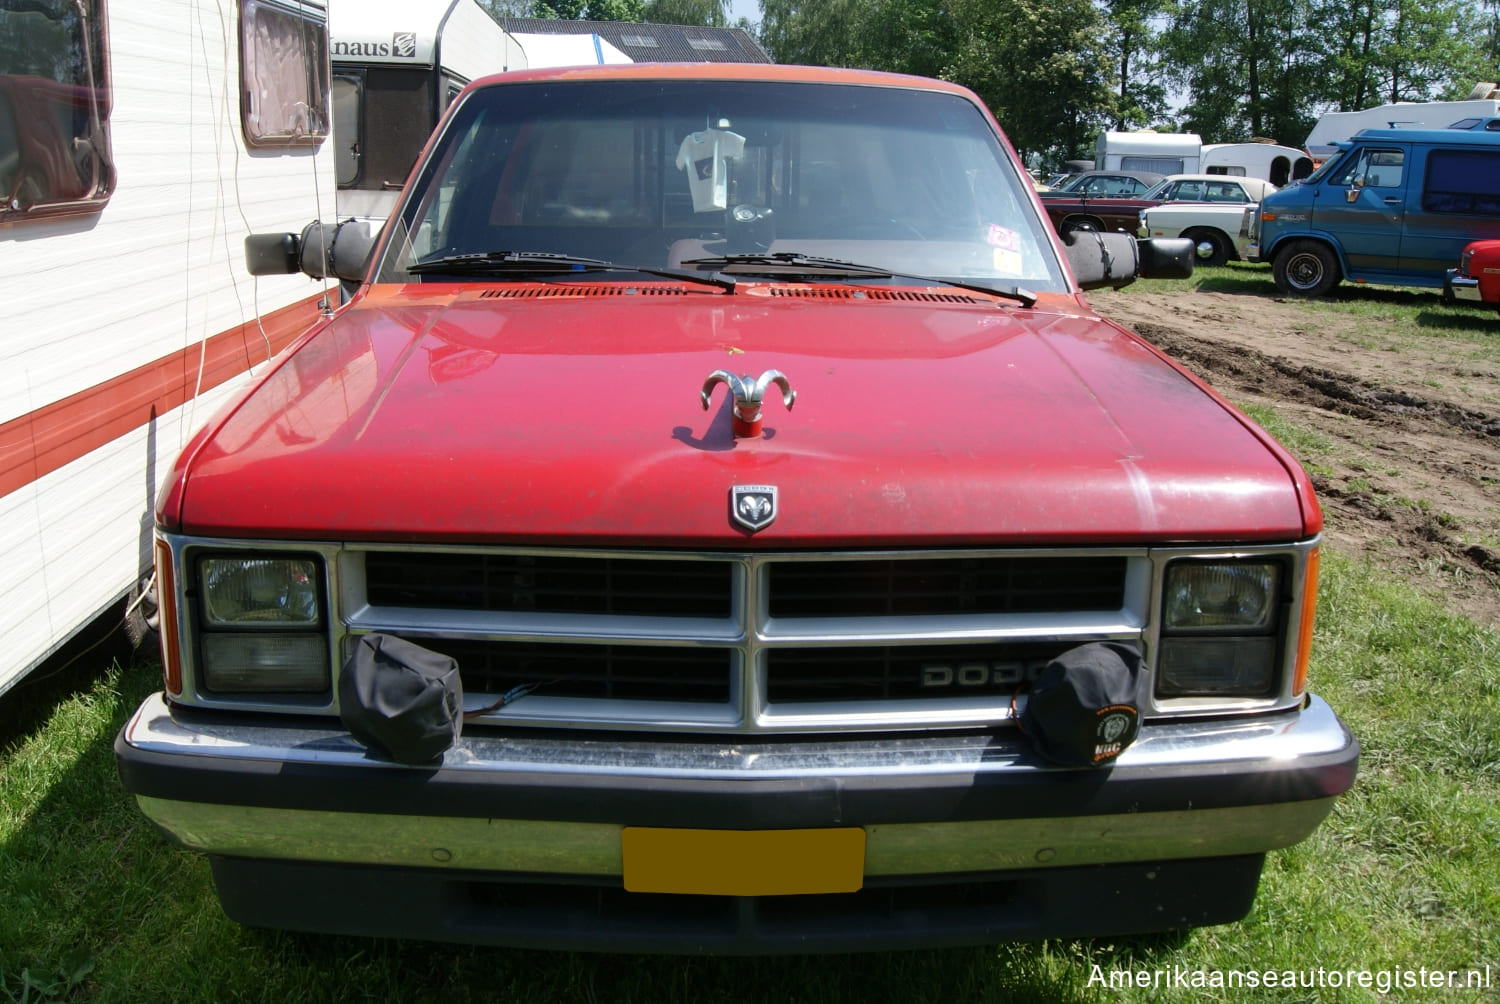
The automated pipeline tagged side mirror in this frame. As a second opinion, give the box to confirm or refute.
[245,232,300,276]
[1136,236,1194,280]
[244,220,376,283]
[1064,231,1193,290]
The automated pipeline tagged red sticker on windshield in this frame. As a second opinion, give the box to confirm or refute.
[986,224,1020,250]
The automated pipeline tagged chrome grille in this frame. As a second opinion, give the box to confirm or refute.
[342,546,1148,734]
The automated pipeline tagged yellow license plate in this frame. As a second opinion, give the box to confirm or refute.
[622,827,866,896]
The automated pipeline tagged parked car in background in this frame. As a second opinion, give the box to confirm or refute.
[1247,126,1500,296]
[1043,173,1276,238]
[1445,239,1500,310]
[1140,190,1278,266]
[1039,169,1165,198]
[114,62,1356,954]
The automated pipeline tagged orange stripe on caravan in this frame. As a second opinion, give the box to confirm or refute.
[0,295,325,500]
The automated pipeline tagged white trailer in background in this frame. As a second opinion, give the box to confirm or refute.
[1095,131,1202,175]
[0,0,337,697]
[1201,142,1314,186]
[1305,91,1500,163]
[329,1,639,227]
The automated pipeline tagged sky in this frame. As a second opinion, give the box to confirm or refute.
[728,0,758,25]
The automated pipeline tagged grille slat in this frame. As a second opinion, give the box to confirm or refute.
[365,553,732,617]
[433,640,730,703]
[767,643,1070,703]
[768,557,1127,617]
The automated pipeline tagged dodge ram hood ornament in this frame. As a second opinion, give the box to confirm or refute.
[700,369,796,438]
[731,485,778,531]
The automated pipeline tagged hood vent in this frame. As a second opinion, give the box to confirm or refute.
[478,284,700,300]
[474,285,991,303]
[766,286,989,304]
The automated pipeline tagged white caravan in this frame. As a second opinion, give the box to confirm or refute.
[1201,142,1314,186]
[1095,131,1202,175]
[330,0,530,225]
[330,1,637,226]
[1,0,337,696]
[1305,89,1500,163]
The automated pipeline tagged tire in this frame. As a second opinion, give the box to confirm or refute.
[1272,240,1341,297]
[1185,228,1232,268]
[1060,217,1102,236]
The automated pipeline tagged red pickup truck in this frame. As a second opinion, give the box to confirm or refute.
[115,63,1355,953]
[1446,239,1500,310]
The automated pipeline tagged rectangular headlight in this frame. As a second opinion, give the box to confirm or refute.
[1158,637,1276,696]
[201,633,329,693]
[1164,561,1278,631]
[1158,560,1283,699]
[200,556,321,626]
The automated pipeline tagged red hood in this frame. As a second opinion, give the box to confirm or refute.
[164,283,1317,546]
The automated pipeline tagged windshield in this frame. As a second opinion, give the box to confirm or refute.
[1300,150,1348,185]
[377,78,1067,291]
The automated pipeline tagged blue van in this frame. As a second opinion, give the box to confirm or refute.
[1245,127,1500,296]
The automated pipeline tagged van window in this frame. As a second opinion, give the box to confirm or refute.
[0,0,114,221]
[1330,147,1403,189]
[1421,149,1500,216]
[240,0,330,149]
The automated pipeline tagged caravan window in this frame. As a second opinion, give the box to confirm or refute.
[240,0,329,149]
[0,0,114,221]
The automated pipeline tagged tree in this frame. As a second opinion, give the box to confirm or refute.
[529,0,646,19]
[1161,0,1320,145]
[1100,0,1171,129]
[642,0,728,25]
[756,0,869,66]
[946,0,1115,165]
[480,0,534,15]
[756,0,1115,165]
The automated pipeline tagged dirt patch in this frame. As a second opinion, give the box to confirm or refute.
[1089,286,1500,626]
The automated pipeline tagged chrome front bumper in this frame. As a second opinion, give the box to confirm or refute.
[119,692,1357,879]
[1446,269,1483,304]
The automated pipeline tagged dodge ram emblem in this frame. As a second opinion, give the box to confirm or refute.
[700,369,796,438]
[731,485,778,531]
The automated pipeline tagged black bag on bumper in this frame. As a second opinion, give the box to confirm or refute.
[339,634,462,765]
[1020,642,1142,767]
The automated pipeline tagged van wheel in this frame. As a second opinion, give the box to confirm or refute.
[1273,240,1340,296]
[1185,229,1231,267]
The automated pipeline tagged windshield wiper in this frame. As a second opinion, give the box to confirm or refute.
[406,251,737,291]
[679,252,1036,306]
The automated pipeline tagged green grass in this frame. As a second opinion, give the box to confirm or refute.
[3,551,1497,1002]
[1130,263,1500,345]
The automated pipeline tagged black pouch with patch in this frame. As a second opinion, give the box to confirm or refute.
[338,633,462,765]
[1020,642,1142,767]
